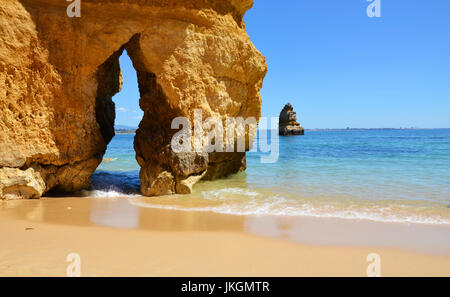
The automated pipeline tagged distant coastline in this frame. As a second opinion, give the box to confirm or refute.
[113,127,450,134]
[115,129,136,134]
[305,128,450,132]
[115,125,137,134]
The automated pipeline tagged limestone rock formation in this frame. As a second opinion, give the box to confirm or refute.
[279,103,305,136]
[0,0,267,199]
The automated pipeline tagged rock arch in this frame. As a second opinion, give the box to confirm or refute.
[0,0,267,199]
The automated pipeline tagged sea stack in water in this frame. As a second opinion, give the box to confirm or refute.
[279,103,305,136]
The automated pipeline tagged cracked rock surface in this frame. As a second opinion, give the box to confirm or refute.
[279,103,305,136]
[0,0,267,198]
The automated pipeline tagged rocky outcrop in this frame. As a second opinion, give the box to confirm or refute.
[0,167,46,199]
[279,103,304,136]
[0,0,267,199]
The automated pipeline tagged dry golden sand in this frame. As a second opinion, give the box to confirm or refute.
[1,197,449,277]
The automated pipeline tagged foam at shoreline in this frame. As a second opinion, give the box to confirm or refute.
[121,187,450,226]
[86,169,450,226]
[89,130,450,227]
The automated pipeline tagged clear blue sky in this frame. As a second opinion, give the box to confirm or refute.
[113,50,143,128]
[113,0,450,129]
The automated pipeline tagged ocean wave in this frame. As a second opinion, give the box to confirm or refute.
[80,186,450,225]
[201,188,261,199]
[88,170,141,197]
[81,189,141,198]
[128,194,450,226]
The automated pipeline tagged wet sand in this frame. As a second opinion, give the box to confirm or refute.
[1,197,450,276]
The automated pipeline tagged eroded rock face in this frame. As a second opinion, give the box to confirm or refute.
[0,0,267,198]
[0,167,45,199]
[279,103,305,136]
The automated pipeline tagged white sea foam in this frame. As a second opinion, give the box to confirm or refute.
[82,185,450,226]
[82,189,141,199]
[128,192,450,226]
[201,188,261,199]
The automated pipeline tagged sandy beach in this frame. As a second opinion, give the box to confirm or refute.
[1,0,450,281]
[1,197,449,277]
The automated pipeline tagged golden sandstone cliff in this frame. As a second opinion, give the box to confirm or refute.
[0,0,267,199]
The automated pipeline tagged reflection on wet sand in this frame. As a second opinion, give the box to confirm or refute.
[90,199,139,229]
[0,197,247,232]
[244,216,450,255]
[2,197,450,255]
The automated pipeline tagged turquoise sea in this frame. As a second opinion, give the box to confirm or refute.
[89,129,450,225]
